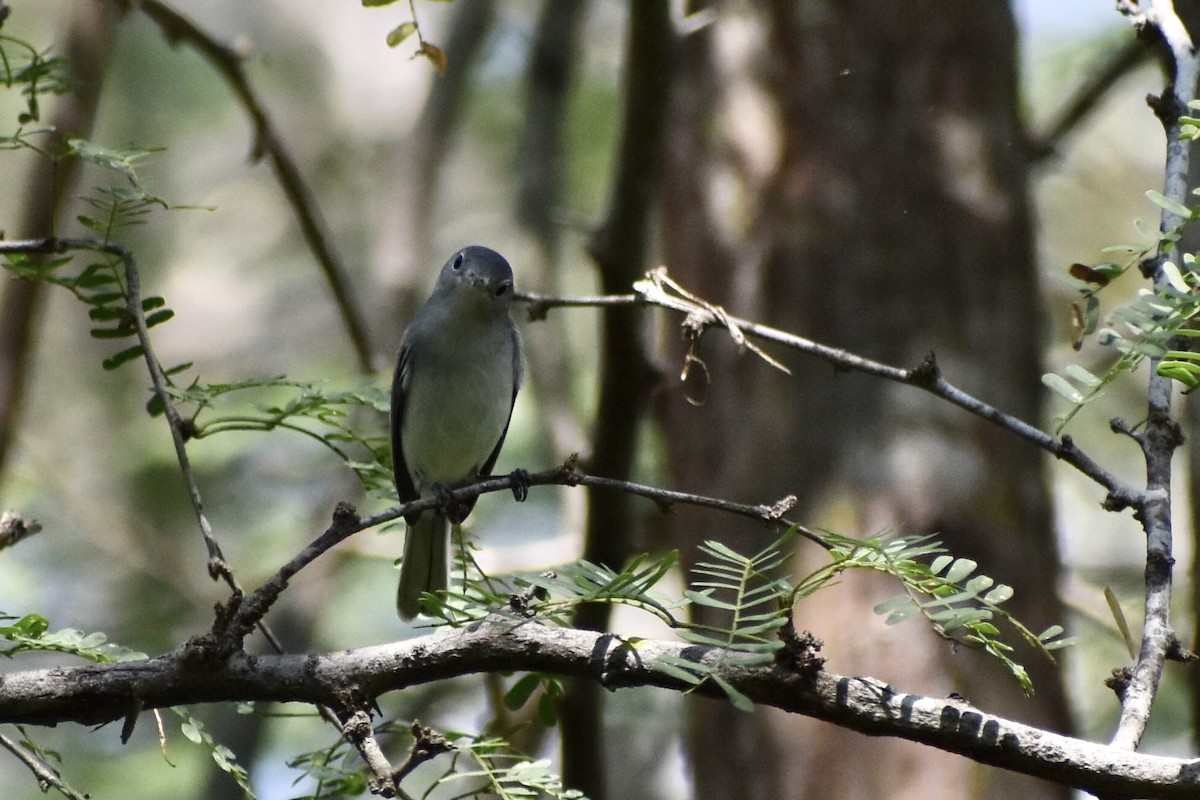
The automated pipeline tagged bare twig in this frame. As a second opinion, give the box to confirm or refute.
[0,729,89,800]
[0,510,41,552]
[392,721,453,784]
[219,456,820,650]
[337,707,397,797]
[520,271,1140,510]
[134,0,374,373]
[1109,0,1199,751]
[1026,35,1151,162]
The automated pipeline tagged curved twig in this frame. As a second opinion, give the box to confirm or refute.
[134,0,374,373]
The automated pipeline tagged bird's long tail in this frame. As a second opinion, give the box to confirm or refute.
[397,511,450,619]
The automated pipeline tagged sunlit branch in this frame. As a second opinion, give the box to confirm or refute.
[520,270,1140,510]
[3,621,1200,798]
[1110,0,1198,751]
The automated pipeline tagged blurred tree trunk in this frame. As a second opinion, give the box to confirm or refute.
[0,0,114,480]
[563,3,673,798]
[658,2,1070,799]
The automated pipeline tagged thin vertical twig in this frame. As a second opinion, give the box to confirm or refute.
[1110,0,1199,751]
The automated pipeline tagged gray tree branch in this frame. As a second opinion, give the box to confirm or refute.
[2,620,1199,798]
[519,272,1138,509]
[1110,0,1199,752]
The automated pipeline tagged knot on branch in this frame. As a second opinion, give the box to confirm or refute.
[523,298,551,322]
[777,609,825,681]
[177,417,197,442]
[331,702,396,797]
[558,453,584,485]
[1109,417,1142,443]
[764,494,797,520]
[0,510,41,551]
[508,468,532,502]
[1102,490,1138,513]
[178,632,226,667]
[207,554,232,582]
[1166,632,1198,662]
[1147,412,1185,449]
[908,352,941,388]
[1105,666,1132,701]
[333,501,359,526]
[394,721,454,785]
[1147,89,1186,125]
[205,590,253,659]
[508,576,551,617]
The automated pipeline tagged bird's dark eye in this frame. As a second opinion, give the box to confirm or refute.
[495,281,511,297]
[452,254,464,271]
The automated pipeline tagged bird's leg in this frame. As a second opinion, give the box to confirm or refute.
[508,468,531,502]
[430,483,462,520]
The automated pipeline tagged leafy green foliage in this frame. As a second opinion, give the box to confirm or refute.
[675,532,793,711]
[423,521,1063,704]
[287,721,583,800]
[1043,100,1200,419]
[793,533,1074,695]
[502,672,564,727]
[0,615,150,799]
[361,0,447,72]
[0,32,69,137]
[2,725,89,800]
[175,710,257,799]
[287,732,370,799]
[1041,245,1190,430]
[1,141,186,383]
[0,613,147,663]
[164,377,395,497]
[68,138,170,209]
[2,244,178,374]
[443,735,584,800]
[423,548,685,627]
[0,140,393,494]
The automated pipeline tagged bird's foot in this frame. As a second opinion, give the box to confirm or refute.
[509,468,531,502]
[431,483,463,520]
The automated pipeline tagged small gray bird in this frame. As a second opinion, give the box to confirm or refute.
[391,246,523,619]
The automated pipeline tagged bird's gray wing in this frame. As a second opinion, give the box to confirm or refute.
[390,343,421,518]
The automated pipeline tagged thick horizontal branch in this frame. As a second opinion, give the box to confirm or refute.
[1,620,1197,798]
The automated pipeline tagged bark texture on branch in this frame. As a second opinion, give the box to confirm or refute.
[1,620,1198,799]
